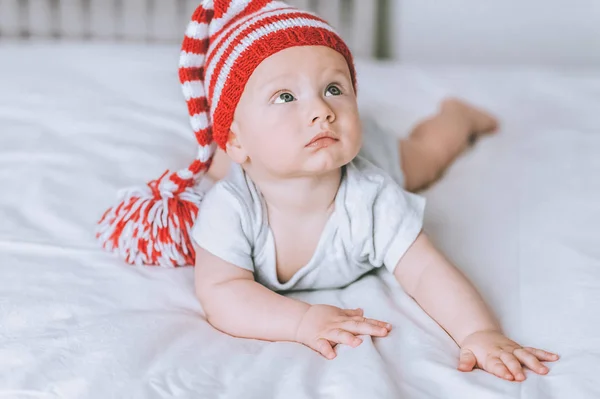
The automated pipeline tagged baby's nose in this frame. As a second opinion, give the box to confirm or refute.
[310,99,335,124]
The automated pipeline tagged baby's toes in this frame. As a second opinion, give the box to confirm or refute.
[469,106,499,135]
[442,98,498,135]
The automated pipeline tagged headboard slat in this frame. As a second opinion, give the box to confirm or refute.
[350,0,376,58]
[0,0,22,37]
[120,0,149,40]
[151,0,181,42]
[90,0,117,39]
[28,0,55,37]
[58,0,84,37]
[316,0,341,34]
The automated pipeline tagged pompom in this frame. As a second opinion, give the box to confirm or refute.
[96,171,205,267]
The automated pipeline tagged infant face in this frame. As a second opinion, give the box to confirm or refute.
[229,45,362,178]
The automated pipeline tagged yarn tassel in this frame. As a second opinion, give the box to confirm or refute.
[96,170,205,267]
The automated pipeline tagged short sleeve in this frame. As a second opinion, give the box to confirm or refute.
[191,184,254,272]
[370,178,426,273]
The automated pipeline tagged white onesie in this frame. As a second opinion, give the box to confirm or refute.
[191,156,425,292]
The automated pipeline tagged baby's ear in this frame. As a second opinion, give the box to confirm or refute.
[225,126,248,164]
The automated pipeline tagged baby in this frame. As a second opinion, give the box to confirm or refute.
[98,0,559,382]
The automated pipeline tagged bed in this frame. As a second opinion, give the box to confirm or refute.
[2,1,600,398]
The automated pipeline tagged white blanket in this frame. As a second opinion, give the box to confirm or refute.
[1,42,599,399]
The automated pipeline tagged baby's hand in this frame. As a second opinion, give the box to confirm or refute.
[458,330,560,382]
[294,305,392,360]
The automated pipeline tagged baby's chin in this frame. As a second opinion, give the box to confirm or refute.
[257,145,359,178]
[298,152,356,175]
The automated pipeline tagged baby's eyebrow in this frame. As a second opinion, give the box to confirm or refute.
[327,68,350,78]
[260,77,291,96]
[264,74,292,86]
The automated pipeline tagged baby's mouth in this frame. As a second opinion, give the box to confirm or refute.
[306,131,338,148]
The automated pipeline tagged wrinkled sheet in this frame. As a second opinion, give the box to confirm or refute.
[1,42,599,399]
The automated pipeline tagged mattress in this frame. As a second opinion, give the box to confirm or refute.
[1,41,599,398]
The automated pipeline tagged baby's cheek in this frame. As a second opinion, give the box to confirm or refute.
[350,133,363,157]
[343,119,363,149]
[262,139,299,167]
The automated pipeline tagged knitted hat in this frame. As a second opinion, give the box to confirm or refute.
[96,0,356,267]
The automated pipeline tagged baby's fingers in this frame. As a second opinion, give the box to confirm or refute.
[500,351,525,381]
[343,308,364,317]
[522,347,560,362]
[341,319,389,337]
[485,357,515,381]
[457,349,477,372]
[315,338,336,360]
[324,328,363,348]
[350,316,393,331]
[514,348,551,375]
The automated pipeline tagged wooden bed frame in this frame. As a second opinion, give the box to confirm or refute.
[0,0,384,58]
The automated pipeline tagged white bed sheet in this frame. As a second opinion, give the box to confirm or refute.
[1,42,599,399]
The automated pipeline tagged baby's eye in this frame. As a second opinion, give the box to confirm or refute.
[325,85,342,96]
[274,92,296,104]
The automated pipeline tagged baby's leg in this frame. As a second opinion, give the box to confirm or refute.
[399,98,498,192]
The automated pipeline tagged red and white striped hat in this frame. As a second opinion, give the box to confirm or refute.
[97,0,356,267]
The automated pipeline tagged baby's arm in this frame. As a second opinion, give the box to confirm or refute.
[195,246,309,342]
[195,246,391,359]
[393,232,559,381]
[393,232,499,343]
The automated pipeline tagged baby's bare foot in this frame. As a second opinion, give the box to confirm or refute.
[402,98,499,191]
[440,98,499,143]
